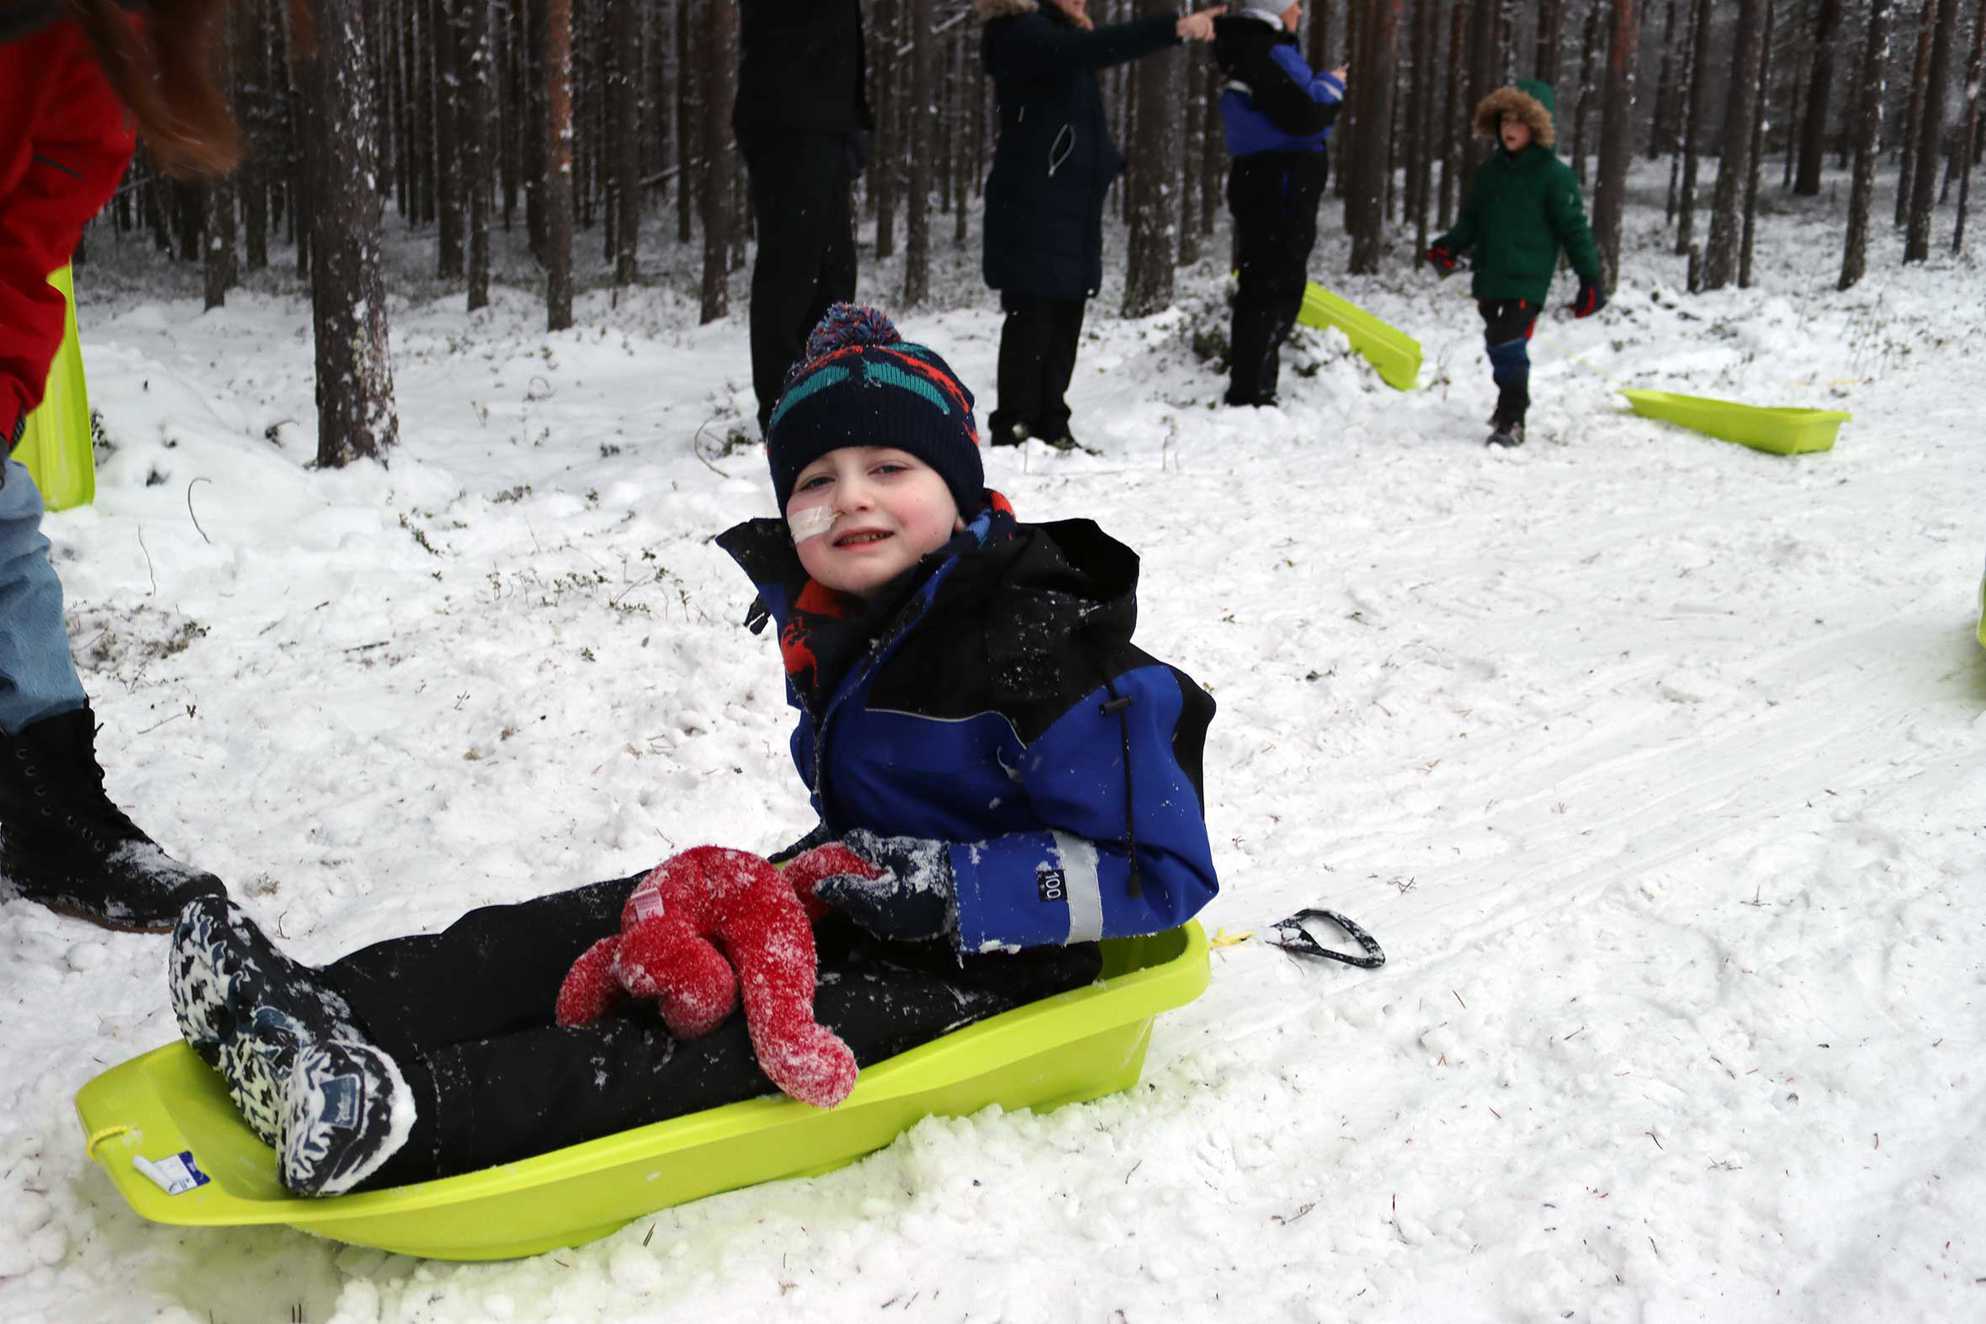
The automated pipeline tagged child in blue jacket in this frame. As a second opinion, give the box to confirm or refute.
[168,306,1220,1197]
[1213,2,1345,407]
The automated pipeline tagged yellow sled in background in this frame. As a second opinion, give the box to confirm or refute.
[15,265,96,511]
[1620,389,1850,456]
[1297,281,1422,391]
[76,923,1210,1261]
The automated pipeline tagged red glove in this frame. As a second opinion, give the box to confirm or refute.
[1424,243,1459,276]
[1567,279,1606,318]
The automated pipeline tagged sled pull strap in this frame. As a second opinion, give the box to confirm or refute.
[1268,908,1385,969]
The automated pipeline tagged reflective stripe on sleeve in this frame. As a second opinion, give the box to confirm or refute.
[1053,832,1103,943]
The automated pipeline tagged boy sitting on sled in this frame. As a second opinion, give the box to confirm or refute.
[167,306,1221,1197]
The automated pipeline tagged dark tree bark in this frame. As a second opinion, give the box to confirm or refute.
[523,0,547,258]
[435,0,464,277]
[1954,0,1986,251]
[1896,0,1936,227]
[1410,0,1442,253]
[238,0,271,272]
[1345,0,1403,273]
[1308,0,1334,68]
[300,0,399,467]
[1465,0,1500,172]
[1841,0,1893,286]
[676,0,695,244]
[203,179,234,310]
[1439,0,1466,228]
[699,0,735,323]
[873,0,899,260]
[1740,0,1774,287]
[607,0,640,284]
[1648,0,1679,157]
[1537,0,1566,83]
[1200,55,1222,236]
[1904,0,1961,259]
[465,0,493,310]
[1794,0,1844,193]
[1675,0,1712,253]
[1702,0,1767,289]
[1570,0,1602,185]
[904,0,934,305]
[1123,0,1184,314]
[1592,0,1639,292]
[545,0,574,329]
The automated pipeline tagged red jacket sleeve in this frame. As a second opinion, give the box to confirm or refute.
[0,20,137,447]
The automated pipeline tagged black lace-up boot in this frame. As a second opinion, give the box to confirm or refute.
[0,706,224,932]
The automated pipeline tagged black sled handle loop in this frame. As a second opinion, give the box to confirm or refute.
[1268,908,1386,969]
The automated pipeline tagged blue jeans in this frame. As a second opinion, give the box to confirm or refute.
[0,458,88,736]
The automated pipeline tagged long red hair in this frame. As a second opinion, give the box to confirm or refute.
[65,0,242,179]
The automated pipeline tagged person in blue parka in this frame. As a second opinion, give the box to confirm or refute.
[1213,1,1344,408]
[976,0,1222,450]
[167,306,1219,1198]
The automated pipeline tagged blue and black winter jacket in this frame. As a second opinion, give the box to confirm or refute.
[717,503,1219,953]
[1212,13,1343,157]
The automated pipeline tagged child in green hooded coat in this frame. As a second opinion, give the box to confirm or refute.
[1426,80,1605,448]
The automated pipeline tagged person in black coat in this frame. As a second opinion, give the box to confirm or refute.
[735,0,872,434]
[976,0,1222,450]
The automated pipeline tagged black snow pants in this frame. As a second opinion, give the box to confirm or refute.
[743,131,860,433]
[1226,150,1328,407]
[989,292,1089,445]
[323,874,1102,1188]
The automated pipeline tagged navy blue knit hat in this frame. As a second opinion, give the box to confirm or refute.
[765,305,984,518]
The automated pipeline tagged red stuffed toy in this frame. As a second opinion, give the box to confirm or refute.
[554,842,881,1109]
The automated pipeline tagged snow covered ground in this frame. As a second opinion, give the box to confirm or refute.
[3,165,1983,1322]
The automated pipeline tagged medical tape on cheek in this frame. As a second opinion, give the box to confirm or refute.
[787,504,837,544]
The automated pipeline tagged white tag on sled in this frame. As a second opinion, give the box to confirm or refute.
[133,1150,211,1196]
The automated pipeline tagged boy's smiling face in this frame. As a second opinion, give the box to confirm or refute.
[787,446,964,597]
[1499,113,1533,153]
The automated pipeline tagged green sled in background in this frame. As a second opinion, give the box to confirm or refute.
[15,264,95,511]
[75,922,1212,1261]
[1620,388,1850,456]
[1296,281,1422,391]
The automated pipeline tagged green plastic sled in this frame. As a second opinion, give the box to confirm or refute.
[1297,282,1422,391]
[15,264,96,511]
[75,923,1210,1262]
[1620,388,1850,455]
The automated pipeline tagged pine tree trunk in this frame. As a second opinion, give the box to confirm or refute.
[1896,0,1936,227]
[1841,0,1893,286]
[435,0,464,276]
[545,0,575,329]
[904,0,933,305]
[699,0,735,323]
[1346,0,1403,273]
[1201,57,1222,236]
[239,0,270,272]
[608,0,640,284]
[1675,0,1712,252]
[203,180,234,310]
[302,0,399,467]
[1571,0,1602,185]
[1702,0,1767,289]
[676,0,695,245]
[1179,29,1201,267]
[1794,0,1843,193]
[1592,0,1639,291]
[1122,0,1183,315]
[874,0,899,260]
[1440,0,1466,229]
[1410,0,1441,253]
[523,0,547,258]
[466,0,493,310]
[1648,0,1679,156]
[1904,0,1961,258]
[1740,0,1774,287]
[1538,0,1567,83]
[1953,0,1986,251]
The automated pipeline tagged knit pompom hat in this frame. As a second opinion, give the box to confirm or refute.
[765,305,984,518]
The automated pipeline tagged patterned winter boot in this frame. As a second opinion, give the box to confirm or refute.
[170,894,364,1146]
[0,706,223,932]
[279,1036,414,1197]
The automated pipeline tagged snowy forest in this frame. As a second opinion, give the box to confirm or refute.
[6,0,1985,1320]
[95,0,1986,462]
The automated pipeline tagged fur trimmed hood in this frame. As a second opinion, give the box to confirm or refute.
[1472,80,1557,149]
[974,0,1039,18]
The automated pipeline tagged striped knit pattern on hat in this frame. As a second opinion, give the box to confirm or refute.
[765,305,984,518]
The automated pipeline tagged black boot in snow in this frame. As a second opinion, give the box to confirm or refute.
[0,707,224,933]
[1485,416,1526,448]
[279,1035,414,1196]
[171,894,363,1145]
